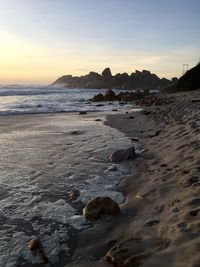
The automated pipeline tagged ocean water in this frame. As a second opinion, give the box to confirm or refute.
[0,85,140,266]
[0,85,134,115]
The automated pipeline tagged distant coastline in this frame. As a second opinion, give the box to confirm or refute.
[53,68,178,90]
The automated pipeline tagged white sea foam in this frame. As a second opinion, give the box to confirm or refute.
[0,85,135,115]
[0,110,138,266]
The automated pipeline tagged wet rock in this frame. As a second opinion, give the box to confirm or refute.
[131,137,139,142]
[71,130,83,135]
[67,189,80,202]
[27,239,49,264]
[92,93,104,102]
[117,91,136,101]
[104,89,118,101]
[83,197,120,221]
[79,111,87,115]
[108,147,136,162]
[96,104,104,107]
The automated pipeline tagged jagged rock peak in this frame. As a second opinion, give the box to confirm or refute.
[102,68,112,80]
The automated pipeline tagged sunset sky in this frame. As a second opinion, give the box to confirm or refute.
[0,0,199,84]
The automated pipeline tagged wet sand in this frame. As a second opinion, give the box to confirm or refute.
[0,90,200,266]
[69,90,200,267]
[0,112,134,266]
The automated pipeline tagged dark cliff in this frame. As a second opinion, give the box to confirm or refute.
[162,63,200,93]
[176,63,200,91]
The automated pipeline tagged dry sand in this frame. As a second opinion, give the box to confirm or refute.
[69,90,200,267]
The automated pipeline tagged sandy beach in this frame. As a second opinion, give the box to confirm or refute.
[0,90,199,267]
[68,90,200,267]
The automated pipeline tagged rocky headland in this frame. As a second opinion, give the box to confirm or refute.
[163,62,200,93]
[53,68,177,90]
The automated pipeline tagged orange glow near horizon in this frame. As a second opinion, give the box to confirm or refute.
[0,30,198,85]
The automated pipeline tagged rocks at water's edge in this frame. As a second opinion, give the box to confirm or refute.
[52,68,175,90]
[83,197,120,221]
[92,89,170,106]
[92,89,147,102]
[104,89,118,101]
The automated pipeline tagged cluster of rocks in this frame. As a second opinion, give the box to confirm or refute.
[53,68,176,90]
[92,89,164,107]
[27,146,136,264]
[92,89,150,102]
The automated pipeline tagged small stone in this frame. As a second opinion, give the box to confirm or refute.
[131,137,139,142]
[67,189,80,202]
[79,111,87,115]
[28,239,41,251]
[96,104,104,107]
[27,239,49,264]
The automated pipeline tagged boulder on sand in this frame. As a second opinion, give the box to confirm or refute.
[108,147,136,162]
[83,197,120,221]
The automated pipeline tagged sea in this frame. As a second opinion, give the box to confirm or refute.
[0,85,140,266]
[0,85,135,115]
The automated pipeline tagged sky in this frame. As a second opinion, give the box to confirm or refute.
[0,0,199,84]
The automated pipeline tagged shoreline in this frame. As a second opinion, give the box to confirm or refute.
[67,106,158,267]
[0,110,135,267]
[0,89,199,266]
[68,90,200,267]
